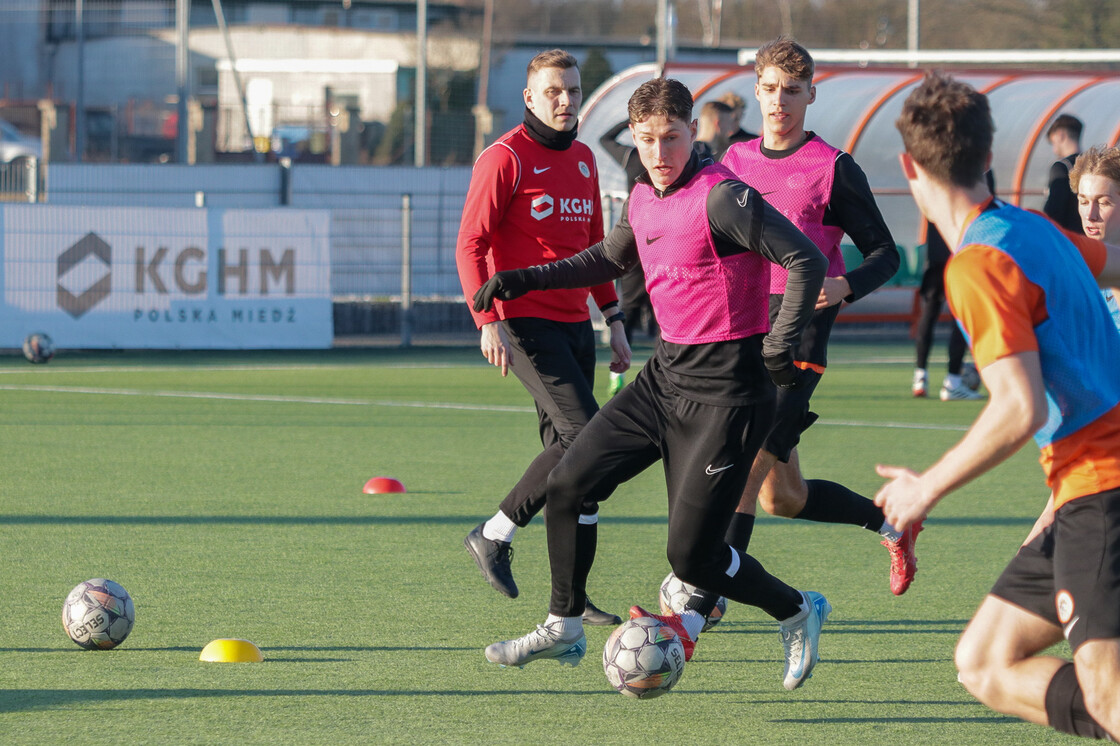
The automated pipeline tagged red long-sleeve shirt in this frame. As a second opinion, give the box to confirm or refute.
[456,124,615,328]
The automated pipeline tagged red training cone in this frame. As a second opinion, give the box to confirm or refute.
[363,476,407,494]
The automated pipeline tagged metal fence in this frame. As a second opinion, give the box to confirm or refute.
[0,158,41,203]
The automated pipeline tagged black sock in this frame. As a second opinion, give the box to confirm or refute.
[724,512,755,552]
[1044,662,1113,740]
[799,479,885,531]
[685,551,802,621]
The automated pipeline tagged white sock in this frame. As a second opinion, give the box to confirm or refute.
[879,520,902,543]
[913,368,927,381]
[545,613,583,639]
[482,511,517,543]
[677,609,706,641]
[944,373,962,388]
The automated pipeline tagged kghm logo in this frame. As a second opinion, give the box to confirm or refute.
[57,232,112,319]
[531,194,554,221]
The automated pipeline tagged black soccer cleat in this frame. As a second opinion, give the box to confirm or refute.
[464,523,518,598]
[582,596,622,626]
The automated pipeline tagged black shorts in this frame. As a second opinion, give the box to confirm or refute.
[762,371,822,462]
[990,488,1120,652]
[760,299,837,461]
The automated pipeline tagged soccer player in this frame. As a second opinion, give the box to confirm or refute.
[682,37,913,619]
[1070,144,1120,327]
[718,91,758,146]
[456,49,630,625]
[1043,113,1084,234]
[877,72,1120,741]
[476,77,832,691]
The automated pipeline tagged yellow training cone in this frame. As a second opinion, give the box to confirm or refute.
[199,638,263,662]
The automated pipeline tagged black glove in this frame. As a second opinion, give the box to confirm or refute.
[763,347,803,390]
[472,269,539,312]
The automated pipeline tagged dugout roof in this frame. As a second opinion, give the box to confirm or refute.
[581,63,1120,254]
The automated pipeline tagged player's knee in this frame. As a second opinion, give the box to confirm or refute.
[954,635,1001,704]
[543,467,583,516]
[665,545,720,587]
[1081,680,1120,736]
[758,483,805,518]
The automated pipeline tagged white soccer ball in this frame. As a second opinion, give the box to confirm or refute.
[960,363,981,392]
[659,571,726,632]
[602,616,686,699]
[62,578,135,650]
[22,332,54,364]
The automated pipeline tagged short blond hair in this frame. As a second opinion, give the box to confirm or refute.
[1070,145,1120,193]
[718,91,745,110]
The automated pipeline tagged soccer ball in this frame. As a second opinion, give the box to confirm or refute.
[602,617,686,699]
[22,332,54,364]
[960,362,981,392]
[659,572,727,632]
[62,579,135,650]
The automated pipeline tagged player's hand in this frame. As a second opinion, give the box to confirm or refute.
[763,348,803,389]
[815,275,851,310]
[608,322,632,373]
[479,322,510,377]
[472,269,538,312]
[873,464,930,531]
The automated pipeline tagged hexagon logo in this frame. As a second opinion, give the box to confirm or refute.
[57,232,112,318]
[530,193,554,221]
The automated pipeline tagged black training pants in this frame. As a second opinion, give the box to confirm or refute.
[542,354,791,617]
[498,316,600,527]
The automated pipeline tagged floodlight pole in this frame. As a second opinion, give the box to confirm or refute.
[212,0,262,163]
[176,0,190,163]
[415,0,428,167]
[75,0,85,161]
[907,0,920,67]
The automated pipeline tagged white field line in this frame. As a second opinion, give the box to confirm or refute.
[0,363,472,375]
[0,382,969,431]
[0,384,534,413]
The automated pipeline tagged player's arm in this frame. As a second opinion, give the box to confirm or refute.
[823,153,900,306]
[599,120,633,169]
[1058,227,1120,289]
[455,148,517,374]
[708,180,827,385]
[455,146,516,328]
[1031,208,1120,289]
[1042,160,1071,224]
[472,207,638,312]
[875,351,1047,530]
[586,163,622,314]
[874,248,1048,529]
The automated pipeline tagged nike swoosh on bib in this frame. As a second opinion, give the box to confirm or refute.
[705,464,734,475]
[646,235,663,245]
[533,167,551,174]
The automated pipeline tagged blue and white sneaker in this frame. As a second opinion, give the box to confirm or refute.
[779,591,831,690]
[485,621,586,669]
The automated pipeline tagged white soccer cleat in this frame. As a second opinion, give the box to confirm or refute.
[911,369,928,398]
[779,591,831,690]
[485,621,586,669]
[939,379,985,401]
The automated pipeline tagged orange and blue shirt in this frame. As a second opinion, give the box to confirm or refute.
[947,198,1120,508]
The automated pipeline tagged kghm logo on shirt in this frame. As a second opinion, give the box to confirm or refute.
[531,194,554,220]
[530,194,594,222]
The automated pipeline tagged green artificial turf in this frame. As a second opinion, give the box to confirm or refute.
[0,341,1075,744]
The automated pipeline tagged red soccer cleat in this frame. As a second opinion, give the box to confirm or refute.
[629,605,696,661]
[882,520,924,596]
